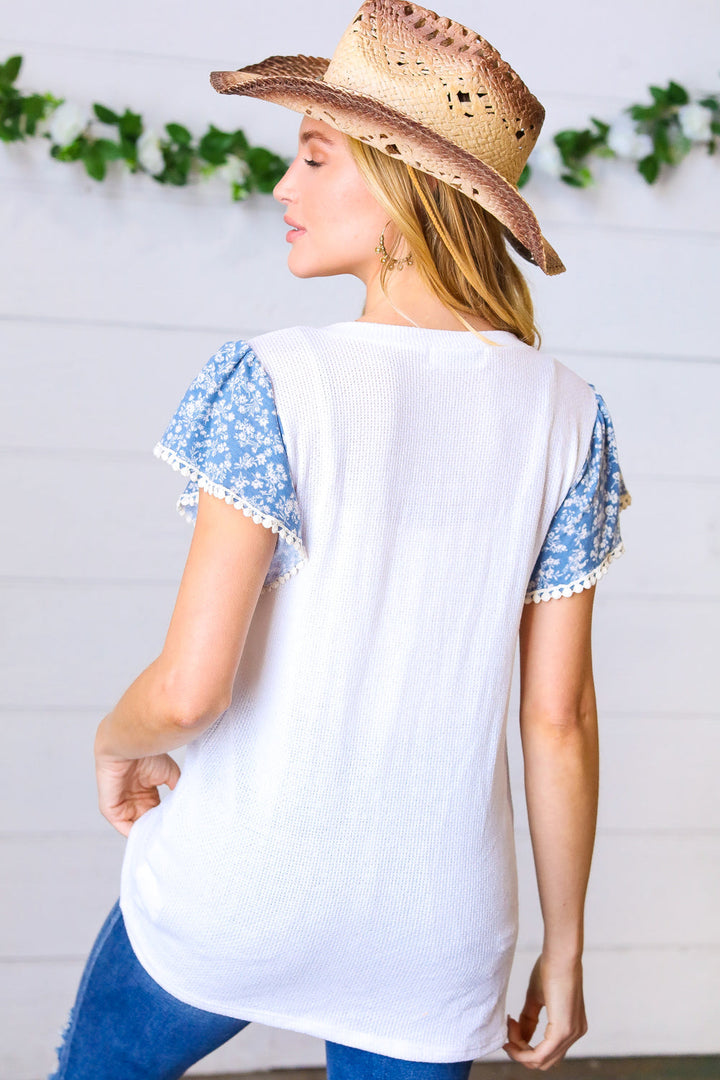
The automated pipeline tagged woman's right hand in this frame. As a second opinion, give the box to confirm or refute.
[503,954,588,1070]
[95,751,181,837]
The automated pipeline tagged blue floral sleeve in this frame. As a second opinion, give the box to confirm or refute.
[153,339,307,591]
[524,388,631,603]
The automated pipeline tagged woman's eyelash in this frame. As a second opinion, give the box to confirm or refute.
[303,158,322,167]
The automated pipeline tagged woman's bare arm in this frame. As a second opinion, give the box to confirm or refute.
[504,585,598,1070]
[94,488,277,834]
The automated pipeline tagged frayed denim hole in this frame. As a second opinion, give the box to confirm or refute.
[46,903,121,1078]
[48,1002,76,1078]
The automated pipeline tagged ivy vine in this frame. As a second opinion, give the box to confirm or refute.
[0,54,287,199]
[518,77,720,189]
[1,54,718,198]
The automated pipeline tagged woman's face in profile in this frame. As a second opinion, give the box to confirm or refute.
[273,115,390,282]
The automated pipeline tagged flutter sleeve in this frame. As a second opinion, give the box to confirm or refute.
[524,387,632,603]
[152,338,307,591]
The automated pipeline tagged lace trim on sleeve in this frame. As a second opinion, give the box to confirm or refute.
[153,339,306,591]
[153,443,307,590]
[524,389,631,603]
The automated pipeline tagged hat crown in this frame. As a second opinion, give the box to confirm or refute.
[321,0,545,185]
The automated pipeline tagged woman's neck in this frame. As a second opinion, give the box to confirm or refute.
[359,269,499,333]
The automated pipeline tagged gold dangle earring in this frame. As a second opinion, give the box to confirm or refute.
[375,228,414,271]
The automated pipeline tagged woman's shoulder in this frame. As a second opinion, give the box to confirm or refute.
[540,350,598,413]
[240,324,330,377]
[245,323,326,354]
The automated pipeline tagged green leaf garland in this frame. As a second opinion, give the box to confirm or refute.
[1,55,718,196]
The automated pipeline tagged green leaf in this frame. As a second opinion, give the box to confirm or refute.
[0,55,23,85]
[83,144,107,181]
[229,129,249,153]
[93,137,124,160]
[560,173,585,188]
[649,85,669,106]
[245,145,289,189]
[711,119,720,136]
[637,155,660,183]
[667,81,689,106]
[629,103,659,123]
[231,181,250,201]
[590,116,610,139]
[117,109,143,139]
[517,163,531,188]
[41,91,64,110]
[652,124,673,164]
[165,122,192,146]
[93,103,119,124]
[197,126,236,164]
[245,146,275,170]
[22,94,46,131]
[118,135,139,160]
[698,96,719,111]
[52,136,85,162]
[160,144,193,185]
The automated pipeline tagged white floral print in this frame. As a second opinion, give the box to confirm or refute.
[153,338,307,590]
[154,346,628,602]
[525,388,632,603]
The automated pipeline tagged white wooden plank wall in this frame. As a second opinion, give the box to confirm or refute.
[1,2,718,1077]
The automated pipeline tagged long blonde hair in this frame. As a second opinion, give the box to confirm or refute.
[346,136,541,349]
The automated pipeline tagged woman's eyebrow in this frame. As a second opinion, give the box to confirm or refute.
[300,129,335,146]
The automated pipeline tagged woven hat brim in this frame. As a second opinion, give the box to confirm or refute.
[210,57,566,276]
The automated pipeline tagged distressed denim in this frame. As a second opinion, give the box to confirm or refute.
[50,899,476,1080]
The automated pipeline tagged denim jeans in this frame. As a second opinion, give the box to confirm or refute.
[50,900,476,1080]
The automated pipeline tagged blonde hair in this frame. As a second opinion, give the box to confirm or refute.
[345,136,541,349]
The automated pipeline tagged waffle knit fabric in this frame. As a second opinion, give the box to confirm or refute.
[119,321,630,1063]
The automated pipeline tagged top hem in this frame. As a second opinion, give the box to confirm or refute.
[119,898,507,1064]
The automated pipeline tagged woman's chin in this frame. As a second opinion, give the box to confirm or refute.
[286,255,344,280]
[287,262,319,279]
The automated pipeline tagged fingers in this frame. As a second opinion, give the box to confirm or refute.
[98,787,162,837]
[503,1016,532,1055]
[166,756,182,788]
[99,805,133,838]
[504,1033,576,1070]
[518,998,542,1043]
[504,1018,588,1071]
[109,817,132,839]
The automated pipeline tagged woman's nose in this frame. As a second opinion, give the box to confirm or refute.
[273,165,294,204]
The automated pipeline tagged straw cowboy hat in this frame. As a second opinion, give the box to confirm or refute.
[209,0,565,275]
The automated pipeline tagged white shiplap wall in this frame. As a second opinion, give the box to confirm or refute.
[1,2,718,1077]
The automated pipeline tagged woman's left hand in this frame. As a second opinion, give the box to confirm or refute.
[503,954,588,1070]
[95,753,181,837]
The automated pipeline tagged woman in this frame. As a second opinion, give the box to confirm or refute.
[50,2,631,1078]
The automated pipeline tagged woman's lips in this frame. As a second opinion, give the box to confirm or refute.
[284,216,306,243]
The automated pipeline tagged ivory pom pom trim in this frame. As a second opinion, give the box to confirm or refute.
[153,442,307,590]
[524,541,626,604]
[524,487,632,604]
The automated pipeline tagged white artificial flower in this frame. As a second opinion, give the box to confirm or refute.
[607,113,654,161]
[677,102,714,142]
[216,156,251,185]
[532,140,564,178]
[136,129,165,175]
[47,101,88,148]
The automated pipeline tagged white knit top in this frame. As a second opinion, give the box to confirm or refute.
[119,322,630,1063]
